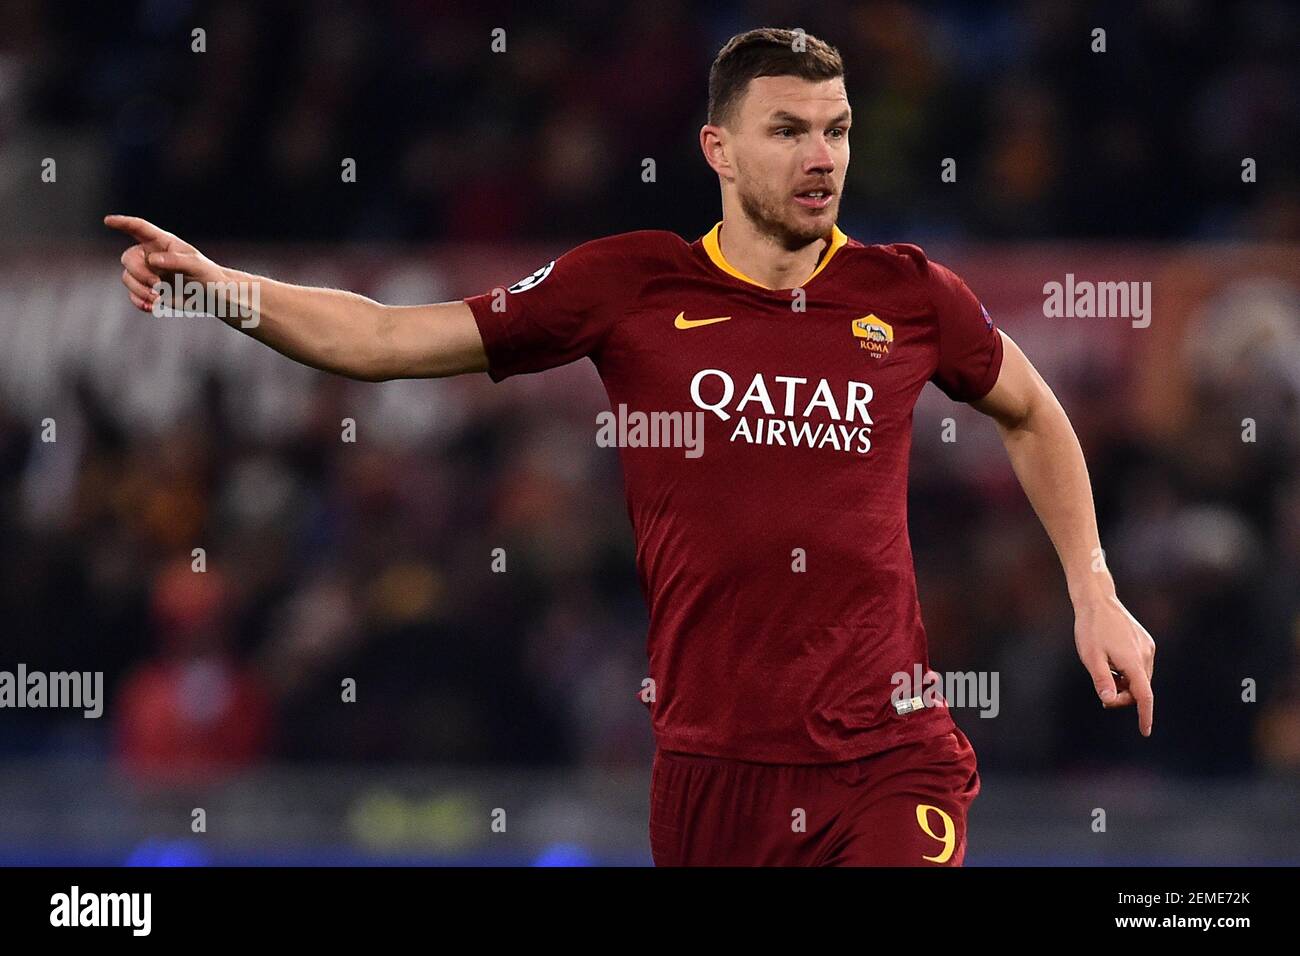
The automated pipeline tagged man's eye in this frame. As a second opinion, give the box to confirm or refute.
[828,128,847,139]
[774,128,795,137]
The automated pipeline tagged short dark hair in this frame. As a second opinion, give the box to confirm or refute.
[707,28,845,128]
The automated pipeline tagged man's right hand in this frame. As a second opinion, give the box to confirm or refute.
[105,215,223,312]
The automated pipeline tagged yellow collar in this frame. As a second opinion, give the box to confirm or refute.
[701,220,849,290]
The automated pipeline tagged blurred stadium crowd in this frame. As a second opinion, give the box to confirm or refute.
[0,0,1297,789]
[7,0,1297,242]
[0,360,652,774]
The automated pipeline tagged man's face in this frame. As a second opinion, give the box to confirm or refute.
[725,75,850,249]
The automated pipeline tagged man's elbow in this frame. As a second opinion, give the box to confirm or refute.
[345,365,390,383]
[323,305,395,381]
[313,334,389,382]
[1013,377,1068,434]
[980,374,1055,433]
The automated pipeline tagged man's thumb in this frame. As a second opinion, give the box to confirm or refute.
[147,251,200,273]
[1093,670,1117,703]
[1083,651,1118,703]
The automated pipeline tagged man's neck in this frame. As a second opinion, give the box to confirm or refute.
[716,216,832,290]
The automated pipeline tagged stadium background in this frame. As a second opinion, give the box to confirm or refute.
[0,0,1297,864]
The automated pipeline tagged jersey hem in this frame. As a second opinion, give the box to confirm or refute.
[652,706,959,766]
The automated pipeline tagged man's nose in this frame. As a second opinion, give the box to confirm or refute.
[804,140,835,174]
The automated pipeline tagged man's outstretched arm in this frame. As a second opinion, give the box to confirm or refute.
[971,329,1156,736]
[106,215,488,382]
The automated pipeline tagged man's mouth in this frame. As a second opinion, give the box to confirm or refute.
[793,189,833,209]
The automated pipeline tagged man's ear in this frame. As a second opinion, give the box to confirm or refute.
[699,125,734,182]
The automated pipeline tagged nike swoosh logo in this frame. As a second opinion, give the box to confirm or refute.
[674,312,732,329]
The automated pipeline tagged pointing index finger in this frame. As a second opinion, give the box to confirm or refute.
[1129,666,1154,736]
[103,214,167,245]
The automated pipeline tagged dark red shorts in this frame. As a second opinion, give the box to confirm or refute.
[648,726,980,866]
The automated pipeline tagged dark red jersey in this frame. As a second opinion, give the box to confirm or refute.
[465,221,1003,763]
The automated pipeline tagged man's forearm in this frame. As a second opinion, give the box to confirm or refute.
[995,394,1116,607]
[972,331,1154,733]
[214,267,388,380]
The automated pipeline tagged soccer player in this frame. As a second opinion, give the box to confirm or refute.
[107,27,1155,866]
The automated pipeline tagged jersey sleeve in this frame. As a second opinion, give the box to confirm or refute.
[462,236,625,382]
[926,258,1004,402]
